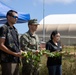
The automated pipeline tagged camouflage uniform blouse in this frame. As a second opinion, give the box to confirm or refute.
[0,22,20,63]
[20,31,40,52]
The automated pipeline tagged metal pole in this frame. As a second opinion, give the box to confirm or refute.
[43,0,45,42]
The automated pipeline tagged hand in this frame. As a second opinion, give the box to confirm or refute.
[20,50,24,52]
[14,52,21,57]
[35,50,40,55]
[40,48,46,50]
[36,50,40,52]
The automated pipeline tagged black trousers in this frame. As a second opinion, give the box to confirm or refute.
[1,63,20,75]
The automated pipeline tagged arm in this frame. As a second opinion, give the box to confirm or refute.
[20,35,35,52]
[0,38,21,57]
[46,42,51,51]
[0,26,21,57]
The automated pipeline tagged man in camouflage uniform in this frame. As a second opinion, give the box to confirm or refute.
[20,19,40,75]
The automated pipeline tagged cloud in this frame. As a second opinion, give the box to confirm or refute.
[39,0,76,4]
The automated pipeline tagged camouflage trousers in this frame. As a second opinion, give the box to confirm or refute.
[22,62,39,75]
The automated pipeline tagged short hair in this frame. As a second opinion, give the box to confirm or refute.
[50,30,59,40]
[6,10,18,17]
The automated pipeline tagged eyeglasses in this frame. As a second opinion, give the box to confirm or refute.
[9,14,18,19]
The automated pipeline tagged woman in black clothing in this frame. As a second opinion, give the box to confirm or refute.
[46,30,62,75]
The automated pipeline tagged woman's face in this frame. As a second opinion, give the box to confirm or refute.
[53,33,60,42]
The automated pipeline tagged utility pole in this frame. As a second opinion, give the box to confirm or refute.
[43,0,45,42]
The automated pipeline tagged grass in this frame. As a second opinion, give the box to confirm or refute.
[39,46,76,75]
[0,46,76,75]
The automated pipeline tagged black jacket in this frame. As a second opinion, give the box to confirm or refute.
[46,40,62,66]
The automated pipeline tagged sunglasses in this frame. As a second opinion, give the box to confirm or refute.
[12,15,18,19]
[9,14,18,19]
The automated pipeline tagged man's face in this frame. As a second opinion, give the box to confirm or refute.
[29,24,38,32]
[8,12,18,24]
